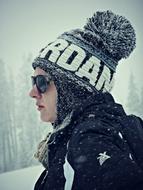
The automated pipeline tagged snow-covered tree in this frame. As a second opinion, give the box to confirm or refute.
[0,59,17,173]
[138,86,143,119]
[126,73,140,116]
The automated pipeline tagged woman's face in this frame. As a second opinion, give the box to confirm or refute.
[29,67,57,123]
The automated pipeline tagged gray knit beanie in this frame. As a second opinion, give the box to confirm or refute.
[32,10,136,128]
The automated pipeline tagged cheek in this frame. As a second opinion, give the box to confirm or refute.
[44,93,57,111]
[42,83,58,118]
[41,102,57,122]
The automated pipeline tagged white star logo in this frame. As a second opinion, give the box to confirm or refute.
[97,151,111,166]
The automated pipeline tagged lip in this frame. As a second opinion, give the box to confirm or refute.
[36,104,45,111]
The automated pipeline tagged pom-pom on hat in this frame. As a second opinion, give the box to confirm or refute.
[32,10,136,93]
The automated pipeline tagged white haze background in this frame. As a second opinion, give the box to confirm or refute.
[0,0,142,189]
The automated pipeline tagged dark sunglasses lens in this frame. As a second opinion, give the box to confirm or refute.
[36,75,48,93]
[31,77,35,86]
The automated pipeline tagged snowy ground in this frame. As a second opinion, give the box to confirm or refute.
[0,165,44,190]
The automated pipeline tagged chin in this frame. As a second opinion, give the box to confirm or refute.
[40,110,57,123]
[41,116,50,122]
[40,114,53,123]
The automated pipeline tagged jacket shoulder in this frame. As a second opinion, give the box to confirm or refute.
[66,115,143,190]
[70,115,121,140]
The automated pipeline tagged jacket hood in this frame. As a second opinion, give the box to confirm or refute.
[71,92,127,124]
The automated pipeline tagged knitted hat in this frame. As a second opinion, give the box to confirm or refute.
[32,10,136,127]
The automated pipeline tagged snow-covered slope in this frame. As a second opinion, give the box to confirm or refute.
[0,165,44,190]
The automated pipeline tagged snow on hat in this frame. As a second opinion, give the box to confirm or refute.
[32,10,136,127]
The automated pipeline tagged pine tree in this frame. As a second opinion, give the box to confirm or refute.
[138,86,143,119]
[0,59,17,173]
[126,73,140,116]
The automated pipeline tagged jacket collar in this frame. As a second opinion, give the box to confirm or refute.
[71,92,126,123]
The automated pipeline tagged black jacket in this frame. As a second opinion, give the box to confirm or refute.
[34,92,143,190]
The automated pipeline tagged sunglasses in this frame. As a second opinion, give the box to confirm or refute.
[31,75,52,94]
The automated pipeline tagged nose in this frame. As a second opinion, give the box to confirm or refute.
[29,85,42,99]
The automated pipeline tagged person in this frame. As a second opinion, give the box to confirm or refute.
[29,10,143,190]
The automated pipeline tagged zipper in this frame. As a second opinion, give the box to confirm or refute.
[41,170,48,185]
